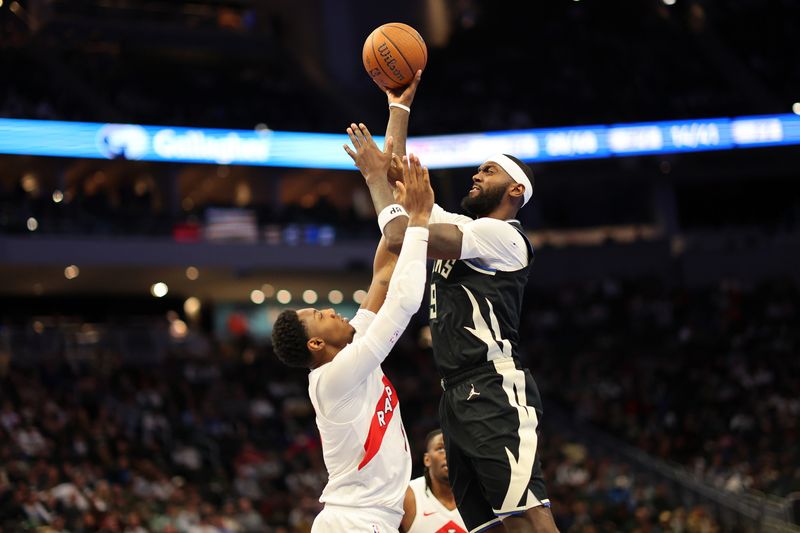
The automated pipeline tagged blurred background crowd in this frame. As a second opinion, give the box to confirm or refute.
[6,277,798,531]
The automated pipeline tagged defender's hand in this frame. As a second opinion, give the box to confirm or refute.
[343,123,393,183]
[395,153,433,225]
[387,153,404,186]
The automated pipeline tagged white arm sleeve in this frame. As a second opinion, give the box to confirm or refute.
[314,227,429,410]
[349,308,377,340]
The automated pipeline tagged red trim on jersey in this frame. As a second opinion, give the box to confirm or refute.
[358,375,399,470]
[435,521,467,533]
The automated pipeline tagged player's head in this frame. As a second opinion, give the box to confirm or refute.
[272,308,356,368]
[272,310,312,367]
[461,154,534,217]
[423,429,448,488]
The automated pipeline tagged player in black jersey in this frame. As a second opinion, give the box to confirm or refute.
[342,72,558,533]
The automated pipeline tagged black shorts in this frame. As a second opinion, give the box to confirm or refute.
[439,358,550,533]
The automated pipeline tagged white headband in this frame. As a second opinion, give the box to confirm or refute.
[485,154,532,206]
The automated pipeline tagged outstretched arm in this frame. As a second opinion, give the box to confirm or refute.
[343,71,421,219]
[314,155,434,413]
[343,123,465,259]
[358,237,397,314]
[386,70,422,162]
[343,122,397,217]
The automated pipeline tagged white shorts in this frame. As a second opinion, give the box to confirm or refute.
[311,505,400,533]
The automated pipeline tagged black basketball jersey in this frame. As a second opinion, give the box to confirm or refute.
[429,220,533,378]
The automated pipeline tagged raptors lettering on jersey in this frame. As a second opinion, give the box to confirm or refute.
[359,375,401,469]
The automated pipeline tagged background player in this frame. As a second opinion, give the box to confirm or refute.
[343,75,558,532]
[400,428,467,533]
[271,153,434,532]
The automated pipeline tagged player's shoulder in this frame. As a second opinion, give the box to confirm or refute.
[409,476,427,494]
[467,216,523,233]
[465,217,527,247]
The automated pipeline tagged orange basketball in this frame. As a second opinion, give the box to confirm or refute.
[362,23,427,90]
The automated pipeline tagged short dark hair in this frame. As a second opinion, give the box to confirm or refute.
[503,153,535,195]
[271,310,312,368]
[424,428,443,450]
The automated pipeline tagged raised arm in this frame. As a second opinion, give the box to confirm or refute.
[315,155,434,407]
[386,70,422,161]
[360,153,433,346]
[343,122,396,216]
[343,71,421,224]
[385,72,420,202]
[358,237,397,314]
[343,122,466,260]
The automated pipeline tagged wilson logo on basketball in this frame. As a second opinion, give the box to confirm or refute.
[362,23,427,90]
[358,375,399,470]
[377,43,405,82]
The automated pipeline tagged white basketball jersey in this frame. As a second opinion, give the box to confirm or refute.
[407,477,467,533]
[308,311,412,522]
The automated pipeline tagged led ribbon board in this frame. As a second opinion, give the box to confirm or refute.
[0,114,797,169]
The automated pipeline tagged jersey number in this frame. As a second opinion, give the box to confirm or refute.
[429,283,437,319]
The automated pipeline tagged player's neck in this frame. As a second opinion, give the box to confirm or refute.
[431,478,457,511]
[485,202,518,221]
[310,347,340,369]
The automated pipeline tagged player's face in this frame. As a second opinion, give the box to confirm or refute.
[297,308,356,350]
[424,433,449,482]
[460,163,513,217]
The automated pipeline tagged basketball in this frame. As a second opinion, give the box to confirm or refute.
[362,23,427,90]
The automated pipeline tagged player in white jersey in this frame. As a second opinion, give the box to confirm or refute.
[401,429,467,533]
[272,152,435,533]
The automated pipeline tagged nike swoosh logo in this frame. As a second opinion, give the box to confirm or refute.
[423,511,437,516]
